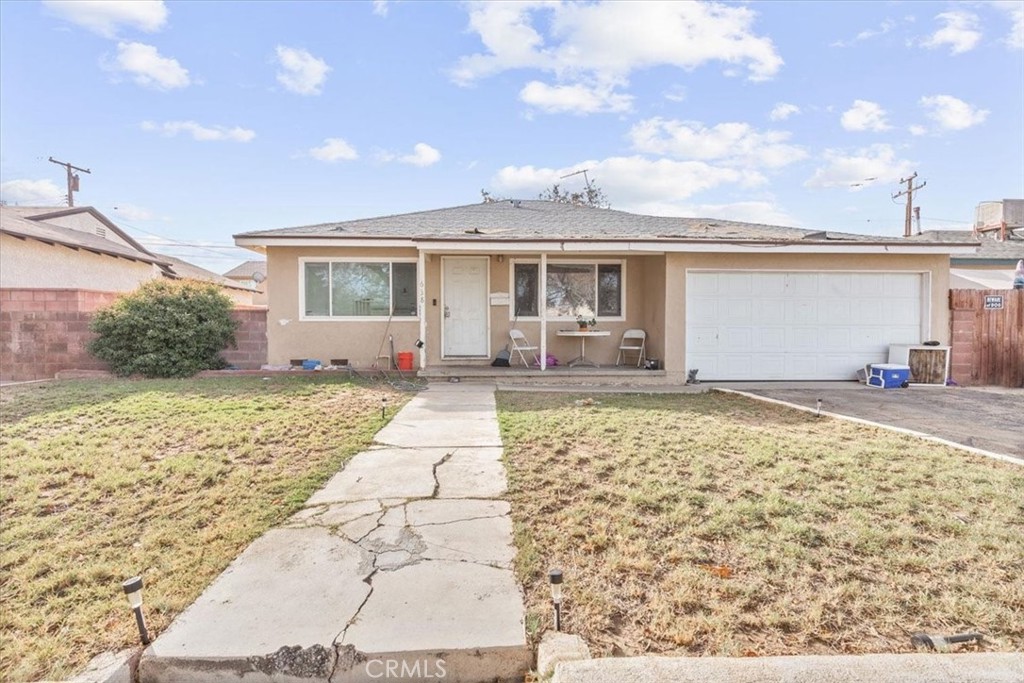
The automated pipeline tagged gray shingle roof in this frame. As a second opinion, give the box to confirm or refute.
[910,230,1023,261]
[0,207,169,266]
[155,254,255,291]
[235,200,918,243]
[223,260,267,278]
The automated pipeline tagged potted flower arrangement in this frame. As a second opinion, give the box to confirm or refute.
[575,308,597,330]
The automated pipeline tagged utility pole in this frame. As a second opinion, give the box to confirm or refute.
[892,172,926,238]
[48,156,91,207]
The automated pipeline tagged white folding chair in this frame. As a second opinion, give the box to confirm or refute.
[616,329,646,367]
[509,329,540,367]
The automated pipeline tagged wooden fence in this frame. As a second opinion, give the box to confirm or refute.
[949,289,1024,387]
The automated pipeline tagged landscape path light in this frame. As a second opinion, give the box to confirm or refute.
[549,568,563,632]
[381,396,388,419]
[122,576,151,645]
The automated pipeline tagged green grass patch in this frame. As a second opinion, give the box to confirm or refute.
[498,391,1024,657]
[0,376,407,682]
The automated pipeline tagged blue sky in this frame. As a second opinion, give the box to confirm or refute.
[1,0,1022,273]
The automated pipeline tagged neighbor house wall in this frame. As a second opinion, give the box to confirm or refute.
[661,251,951,382]
[0,234,159,291]
[36,212,136,249]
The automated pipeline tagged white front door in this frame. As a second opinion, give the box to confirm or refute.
[442,257,489,358]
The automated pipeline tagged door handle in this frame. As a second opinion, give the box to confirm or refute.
[444,305,451,318]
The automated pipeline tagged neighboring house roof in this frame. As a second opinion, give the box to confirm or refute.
[3,205,158,257]
[0,206,169,267]
[234,200,977,251]
[223,260,267,279]
[155,253,256,292]
[910,230,1024,264]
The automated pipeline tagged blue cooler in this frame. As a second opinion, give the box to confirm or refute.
[867,363,910,389]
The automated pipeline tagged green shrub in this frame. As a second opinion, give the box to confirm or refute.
[88,279,239,378]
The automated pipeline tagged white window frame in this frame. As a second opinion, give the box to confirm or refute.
[509,258,627,322]
[299,256,420,321]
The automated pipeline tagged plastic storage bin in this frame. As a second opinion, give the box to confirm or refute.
[867,363,910,389]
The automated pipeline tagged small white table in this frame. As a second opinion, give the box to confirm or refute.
[556,329,611,367]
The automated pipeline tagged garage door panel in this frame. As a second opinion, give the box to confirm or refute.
[754,273,787,295]
[786,299,818,323]
[757,328,786,350]
[686,271,925,380]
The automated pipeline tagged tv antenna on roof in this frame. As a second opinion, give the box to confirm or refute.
[560,168,592,189]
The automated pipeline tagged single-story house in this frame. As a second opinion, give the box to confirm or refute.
[234,200,978,382]
[1,205,171,290]
[910,230,1023,290]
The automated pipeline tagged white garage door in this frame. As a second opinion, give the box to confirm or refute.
[686,271,926,380]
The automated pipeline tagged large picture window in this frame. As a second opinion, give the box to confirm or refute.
[512,261,624,319]
[303,260,417,318]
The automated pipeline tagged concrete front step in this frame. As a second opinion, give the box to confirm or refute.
[139,383,530,683]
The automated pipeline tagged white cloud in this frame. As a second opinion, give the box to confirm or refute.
[372,0,389,17]
[42,0,167,38]
[275,46,330,95]
[921,11,981,54]
[112,204,156,221]
[991,1,1024,49]
[908,124,928,136]
[450,1,782,86]
[769,102,800,121]
[0,179,65,205]
[628,118,807,168]
[492,156,765,213]
[663,85,687,102]
[830,18,896,47]
[308,138,359,162]
[805,144,914,189]
[840,99,890,132]
[110,41,190,90]
[141,120,255,142]
[920,94,989,130]
[399,143,442,167]
[519,80,633,114]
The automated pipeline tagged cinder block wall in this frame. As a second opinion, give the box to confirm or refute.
[0,289,268,381]
[222,307,268,370]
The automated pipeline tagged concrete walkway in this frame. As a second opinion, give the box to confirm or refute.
[140,381,530,683]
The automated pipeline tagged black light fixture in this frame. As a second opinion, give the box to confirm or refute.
[122,576,151,645]
[381,396,388,419]
[414,339,425,349]
[548,568,563,632]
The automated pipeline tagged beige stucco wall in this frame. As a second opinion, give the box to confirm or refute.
[265,246,422,366]
[264,246,950,378]
[40,213,135,249]
[0,234,160,291]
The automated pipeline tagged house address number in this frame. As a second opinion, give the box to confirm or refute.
[984,295,1004,310]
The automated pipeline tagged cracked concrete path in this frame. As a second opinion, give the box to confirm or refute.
[140,381,530,683]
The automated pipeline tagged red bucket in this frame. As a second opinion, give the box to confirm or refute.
[397,351,414,371]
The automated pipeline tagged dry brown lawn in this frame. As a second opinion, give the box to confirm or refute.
[497,390,1024,658]
[0,376,407,683]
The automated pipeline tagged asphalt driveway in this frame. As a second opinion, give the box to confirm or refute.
[737,384,1024,461]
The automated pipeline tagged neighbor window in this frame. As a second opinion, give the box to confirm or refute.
[512,261,623,319]
[303,260,417,318]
